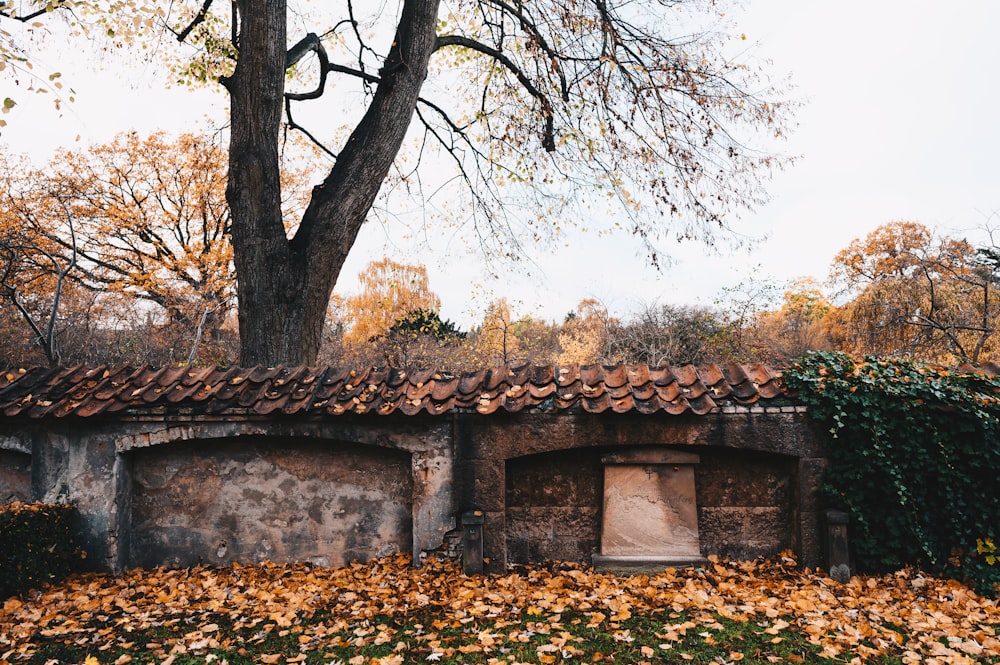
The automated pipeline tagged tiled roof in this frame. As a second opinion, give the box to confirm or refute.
[0,363,788,419]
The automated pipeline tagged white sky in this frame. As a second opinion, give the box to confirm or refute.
[3,0,999,329]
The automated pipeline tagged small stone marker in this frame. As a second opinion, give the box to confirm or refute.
[825,509,851,583]
[461,509,485,575]
[593,449,705,572]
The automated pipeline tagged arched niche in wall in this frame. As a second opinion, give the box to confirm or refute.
[126,436,413,569]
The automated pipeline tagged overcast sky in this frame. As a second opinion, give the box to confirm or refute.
[4,1,999,328]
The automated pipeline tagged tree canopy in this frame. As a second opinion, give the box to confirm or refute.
[8,0,793,365]
[828,221,1000,363]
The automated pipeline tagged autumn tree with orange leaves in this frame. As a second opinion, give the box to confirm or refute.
[752,278,834,364]
[556,299,615,365]
[829,221,1000,363]
[324,258,478,370]
[0,152,88,365]
[0,132,305,366]
[340,259,443,349]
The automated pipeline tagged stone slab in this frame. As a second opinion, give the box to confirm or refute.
[592,554,707,574]
[599,463,700,558]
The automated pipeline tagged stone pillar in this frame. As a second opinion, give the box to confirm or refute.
[795,457,828,569]
[411,449,456,566]
[32,427,126,572]
[453,416,507,574]
[593,449,704,572]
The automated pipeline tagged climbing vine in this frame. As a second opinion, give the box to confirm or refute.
[784,351,1000,595]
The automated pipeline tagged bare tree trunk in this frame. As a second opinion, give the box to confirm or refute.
[227,0,441,366]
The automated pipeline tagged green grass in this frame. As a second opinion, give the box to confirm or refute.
[16,608,864,665]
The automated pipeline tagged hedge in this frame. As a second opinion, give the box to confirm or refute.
[1,501,86,598]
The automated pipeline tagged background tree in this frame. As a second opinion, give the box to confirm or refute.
[472,298,522,367]
[340,259,443,348]
[0,132,281,366]
[752,278,834,364]
[0,166,77,365]
[829,221,999,362]
[53,132,236,331]
[81,0,792,366]
[711,276,785,361]
[375,309,469,370]
[556,299,615,365]
[610,303,736,366]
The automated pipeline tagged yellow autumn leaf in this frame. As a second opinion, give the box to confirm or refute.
[377,655,404,665]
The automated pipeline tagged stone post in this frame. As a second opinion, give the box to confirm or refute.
[461,510,485,575]
[825,509,851,582]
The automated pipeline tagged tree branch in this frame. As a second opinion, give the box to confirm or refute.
[480,0,569,101]
[435,34,556,151]
[284,96,338,159]
[284,32,329,100]
[0,0,72,22]
[172,0,215,42]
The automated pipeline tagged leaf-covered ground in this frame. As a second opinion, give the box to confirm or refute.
[1,554,998,665]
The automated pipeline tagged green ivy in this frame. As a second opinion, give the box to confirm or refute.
[784,351,1000,595]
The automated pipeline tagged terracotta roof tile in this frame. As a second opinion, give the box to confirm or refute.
[555,365,580,387]
[0,362,807,419]
[601,365,625,389]
[629,380,654,401]
[652,380,683,403]
[610,393,634,413]
[581,391,612,413]
[626,364,650,387]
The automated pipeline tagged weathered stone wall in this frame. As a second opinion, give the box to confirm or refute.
[456,409,827,572]
[504,446,800,566]
[0,449,30,503]
[0,407,831,573]
[505,450,603,564]
[696,448,796,560]
[128,437,413,569]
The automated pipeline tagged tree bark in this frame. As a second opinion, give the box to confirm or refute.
[228,0,441,366]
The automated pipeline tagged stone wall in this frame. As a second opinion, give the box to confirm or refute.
[0,450,30,503]
[0,407,831,573]
[506,450,603,564]
[504,446,802,567]
[455,409,827,572]
[696,448,797,560]
[128,437,413,568]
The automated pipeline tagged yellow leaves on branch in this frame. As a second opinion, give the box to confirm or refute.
[1,554,999,664]
[341,258,442,348]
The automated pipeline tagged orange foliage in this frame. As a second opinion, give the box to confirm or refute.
[341,259,442,348]
[828,221,1000,362]
[1,554,998,663]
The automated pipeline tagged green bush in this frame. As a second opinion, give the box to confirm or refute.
[784,352,1000,596]
[0,501,86,598]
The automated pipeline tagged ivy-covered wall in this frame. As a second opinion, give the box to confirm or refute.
[785,352,1000,595]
